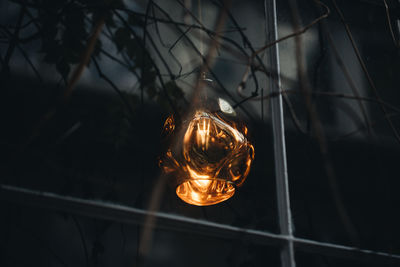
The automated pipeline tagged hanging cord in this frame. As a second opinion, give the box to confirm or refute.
[198,0,208,100]
[198,0,204,56]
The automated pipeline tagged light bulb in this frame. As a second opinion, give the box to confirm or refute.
[159,80,254,206]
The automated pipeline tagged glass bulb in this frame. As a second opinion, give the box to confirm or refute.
[159,80,254,206]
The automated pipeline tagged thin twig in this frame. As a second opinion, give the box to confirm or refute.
[331,0,400,145]
[333,112,400,141]
[12,223,68,267]
[116,6,249,63]
[168,26,193,77]
[151,1,256,121]
[23,15,105,146]
[142,0,153,104]
[255,1,330,56]
[319,9,373,135]
[2,6,25,74]
[282,93,308,134]
[63,18,105,100]
[289,0,360,245]
[114,10,181,122]
[236,0,330,99]
[247,89,400,114]
[382,0,400,48]
[149,4,169,49]
[16,45,44,83]
[192,0,232,105]
[92,57,135,117]
[72,216,90,267]
[0,26,44,83]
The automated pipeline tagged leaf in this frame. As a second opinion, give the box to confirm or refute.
[41,40,61,63]
[64,8,86,40]
[92,39,102,58]
[128,13,145,27]
[126,38,139,59]
[56,58,70,79]
[104,12,116,28]
[142,70,156,86]
[146,85,158,99]
[165,80,184,99]
[65,47,81,64]
[113,27,131,52]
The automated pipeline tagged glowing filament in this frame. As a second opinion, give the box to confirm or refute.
[196,118,211,150]
[160,109,254,206]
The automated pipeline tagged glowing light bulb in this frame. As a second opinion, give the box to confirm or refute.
[159,84,254,206]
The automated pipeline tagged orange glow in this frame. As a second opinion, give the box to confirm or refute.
[196,117,211,150]
[162,115,175,138]
[160,109,254,206]
[176,179,235,206]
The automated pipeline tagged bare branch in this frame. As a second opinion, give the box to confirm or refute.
[289,0,360,245]
[382,0,400,48]
[92,57,135,117]
[331,0,400,145]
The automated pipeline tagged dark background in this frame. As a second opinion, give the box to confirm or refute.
[1,0,400,266]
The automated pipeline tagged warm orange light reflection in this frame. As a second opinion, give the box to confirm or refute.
[176,179,235,206]
[160,108,254,206]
